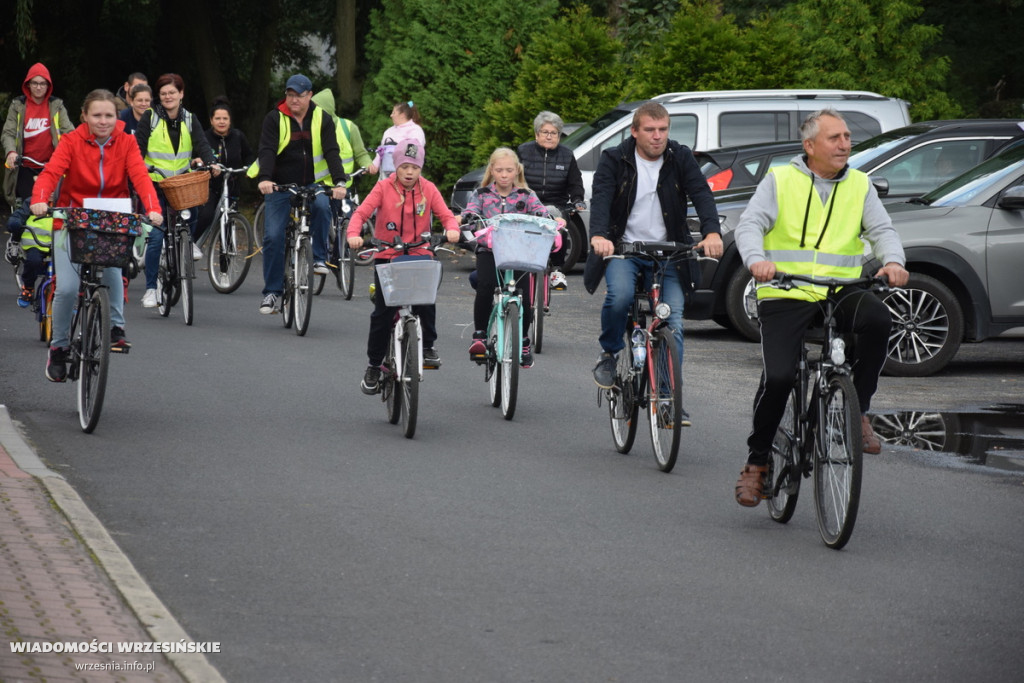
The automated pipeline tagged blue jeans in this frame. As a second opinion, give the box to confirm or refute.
[600,256,685,363]
[144,195,197,290]
[51,231,124,349]
[262,187,331,295]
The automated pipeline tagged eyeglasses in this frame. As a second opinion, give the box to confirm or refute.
[537,130,559,138]
[28,80,49,88]
[285,91,310,100]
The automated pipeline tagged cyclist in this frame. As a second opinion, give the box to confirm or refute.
[462,147,560,370]
[249,74,348,314]
[136,73,218,308]
[732,108,909,508]
[584,101,723,424]
[30,89,162,381]
[346,140,459,394]
[366,100,424,179]
[196,97,253,240]
[6,196,53,307]
[517,111,586,290]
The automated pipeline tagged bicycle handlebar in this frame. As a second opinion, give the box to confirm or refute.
[358,231,448,259]
[6,154,47,169]
[760,272,891,292]
[210,163,250,175]
[604,241,702,260]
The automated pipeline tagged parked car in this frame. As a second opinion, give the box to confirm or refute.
[689,120,1024,345]
[451,89,911,271]
[694,141,804,191]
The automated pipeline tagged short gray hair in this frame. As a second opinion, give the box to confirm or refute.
[534,111,564,135]
[800,108,845,141]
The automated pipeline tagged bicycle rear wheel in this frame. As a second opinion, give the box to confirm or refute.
[500,299,520,420]
[157,236,175,317]
[609,337,640,454]
[400,318,420,439]
[38,278,55,343]
[77,288,111,433]
[294,236,314,336]
[767,385,802,523]
[531,271,546,354]
[813,373,863,550]
[178,229,194,326]
[208,213,253,294]
[647,328,682,473]
[384,336,401,425]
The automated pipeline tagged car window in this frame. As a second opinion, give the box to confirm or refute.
[849,128,931,169]
[562,109,630,151]
[923,144,1024,207]
[766,151,798,172]
[873,140,989,196]
[741,157,765,178]
[594,113,697,156]
[719,112,791,147]
[837,111,882,142]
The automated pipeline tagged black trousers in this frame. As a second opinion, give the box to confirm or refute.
[747,288,892,465]
[367,261,437,366]
[473,250,533,339]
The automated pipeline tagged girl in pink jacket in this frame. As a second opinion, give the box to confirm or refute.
[347,140,459,395]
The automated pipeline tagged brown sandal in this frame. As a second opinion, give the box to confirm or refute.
[735,464,769,507]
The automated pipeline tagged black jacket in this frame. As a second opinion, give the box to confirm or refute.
[583,137,720,294]
[516,141,585,206]
[205,127,253,196]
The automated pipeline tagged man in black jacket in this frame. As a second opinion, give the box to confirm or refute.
[585,101,722,422]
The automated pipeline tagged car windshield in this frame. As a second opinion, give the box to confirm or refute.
[562,109,631,151]
[921,144,1024,207]
[848,127,932,169]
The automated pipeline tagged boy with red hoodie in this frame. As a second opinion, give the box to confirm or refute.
[3,63,74,208]
[346,140,460,395]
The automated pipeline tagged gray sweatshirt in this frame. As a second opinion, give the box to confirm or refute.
[734,155,906,270]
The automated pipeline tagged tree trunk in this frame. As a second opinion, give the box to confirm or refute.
[181,0,227,115]
[335,0,360,115]
[243,0,283,146]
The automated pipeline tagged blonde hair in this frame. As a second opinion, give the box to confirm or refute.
[481,147,528,189]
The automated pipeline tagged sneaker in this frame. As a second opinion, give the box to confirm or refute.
[5,238,21,265]
[110,326,131,350]
[520,338,534,369]
[141,288,158,308]
[17,286,33,308]
[46,346,69,383]
[259,293,279,315]
[680,408,692,428]
[313,261,330,275]
[593,352,616,389]
[361,365,382,395]
[423,347,441,369]
[468,331,486,360]
[550,270,567,291]
[192,243,203,261]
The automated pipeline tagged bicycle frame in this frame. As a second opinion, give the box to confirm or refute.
[487,267,525,369]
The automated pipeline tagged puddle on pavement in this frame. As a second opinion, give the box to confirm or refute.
[870,404,1024,474]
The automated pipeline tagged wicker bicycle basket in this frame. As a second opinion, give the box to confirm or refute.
[160,170,211,210]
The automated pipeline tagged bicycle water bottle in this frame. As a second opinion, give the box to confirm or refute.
[631,325,646,368]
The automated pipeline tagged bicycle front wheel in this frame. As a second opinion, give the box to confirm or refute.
[486,312,501,408]
[77,288,111,433]
[294,237,314,336]
[157,238,175,317]
[208,213,253,294]
[500,300,520,420]
[767,385,802,523]
[38,278,55,343]
[337,220,355,300]
[384,337,401,425]
[813,373,863,550]
[178,229,194,326]
[609,335,639,454]
[531,271,546,354]
[400,318,420,439]
[647,328,682,473]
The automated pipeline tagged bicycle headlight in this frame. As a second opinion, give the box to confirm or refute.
[654,302,672,320]
[829,338,846,365]
[180,208,192,220]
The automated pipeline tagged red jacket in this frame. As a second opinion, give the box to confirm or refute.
[31,120,159,224]
[348,175,457,260]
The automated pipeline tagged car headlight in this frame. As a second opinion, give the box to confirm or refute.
[654,302,671,320]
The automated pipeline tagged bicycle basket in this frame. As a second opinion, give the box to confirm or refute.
[488,215,557,273]
[375,257,442,306]
[160,170,210,210]
[63,208,142,268]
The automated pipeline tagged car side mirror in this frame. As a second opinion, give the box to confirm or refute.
[997,185,1024,210]
[870,176,889,197]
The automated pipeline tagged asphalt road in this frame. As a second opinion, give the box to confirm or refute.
[2,252,1022,682]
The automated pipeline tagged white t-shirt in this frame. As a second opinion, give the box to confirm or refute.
[622,152,667,243]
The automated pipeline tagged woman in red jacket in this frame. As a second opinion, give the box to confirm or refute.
[31,89,163,383]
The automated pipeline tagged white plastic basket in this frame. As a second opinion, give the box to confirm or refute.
[375,258,442,306]
[488,215,557,273]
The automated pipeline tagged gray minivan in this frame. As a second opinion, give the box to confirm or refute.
[451,89,911,271]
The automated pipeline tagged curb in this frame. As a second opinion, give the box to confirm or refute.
[0,405,225,683]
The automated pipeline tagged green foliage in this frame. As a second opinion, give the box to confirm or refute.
[360,0,558,194]
[613,0,677,67]
[471,5,625,164]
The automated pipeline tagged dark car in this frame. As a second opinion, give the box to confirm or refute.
[686,119,1024,345]
[694,141,804,191]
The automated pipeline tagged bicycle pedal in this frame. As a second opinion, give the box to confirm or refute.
[110,345,130,355]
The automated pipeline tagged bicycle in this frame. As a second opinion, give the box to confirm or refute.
[16,228,56,343]
[204,164,254,294]
[359,232,448,438]
[466,213,558,421]
[528,203,579,354]
[321,167,367,299]
[51,207,142,433]
[272,183,329,336]
[599,241,701,473]
[759,273,891,550]
[150,167,210,326]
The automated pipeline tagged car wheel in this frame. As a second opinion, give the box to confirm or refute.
[725,267,761,342]
[868,411,962,453]
[882,272,963,377]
